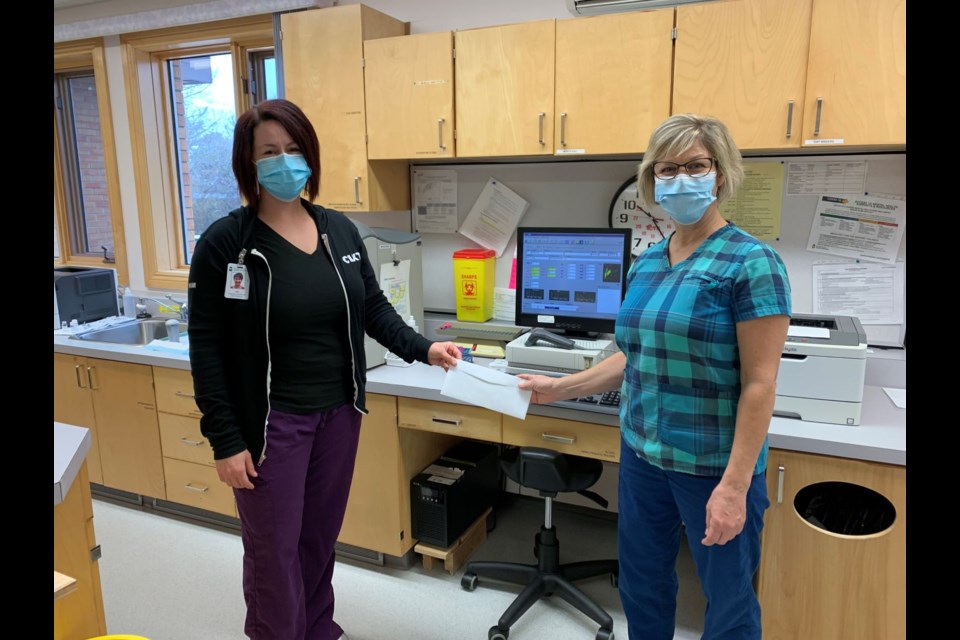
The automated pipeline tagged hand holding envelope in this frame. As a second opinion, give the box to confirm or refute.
[439,360,532,420]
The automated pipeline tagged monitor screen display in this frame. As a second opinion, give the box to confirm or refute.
[514,227,633,336]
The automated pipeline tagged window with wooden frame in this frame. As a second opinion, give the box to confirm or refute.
[54,39,128,285]
[121,16,274,288]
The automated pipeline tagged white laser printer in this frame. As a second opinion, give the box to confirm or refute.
[774,313,868,426]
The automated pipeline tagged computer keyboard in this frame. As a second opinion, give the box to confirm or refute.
[436,321,528,343]
[552,390,621,416]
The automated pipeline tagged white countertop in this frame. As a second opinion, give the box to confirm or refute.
[54,336,905,466]
[54,422,91,505]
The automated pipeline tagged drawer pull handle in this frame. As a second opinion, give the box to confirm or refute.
[185,483,209,494]
[75,364,86,389]
[180,437,205,446]
[432,417,463,426]
[541,433,575,444]
[175,390,195,399]
[777,464,785,504]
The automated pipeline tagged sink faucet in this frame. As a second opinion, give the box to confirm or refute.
[139,296,189,322]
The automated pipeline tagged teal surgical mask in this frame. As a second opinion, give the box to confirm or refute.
[256,153,311,202]
[654,172,718,225]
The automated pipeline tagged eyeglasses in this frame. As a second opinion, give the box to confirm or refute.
[652,157,716,180]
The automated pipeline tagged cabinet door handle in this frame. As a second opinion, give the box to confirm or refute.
[541,433,575,444]
[538,112,545,145]
[785,100,794,138]
[438,117,446,150]
[75,364,86,389]
[560,112,567,147]
[86,366,98,391]
[180,437,205,446]
[354,176,362,204]
[185,483,209,494]
[777,464,785,504]
[175,390,195,399]
[431,417,462,426]
[813,97,823,136]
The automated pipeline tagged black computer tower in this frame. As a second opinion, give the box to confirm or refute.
[411,440,500,548]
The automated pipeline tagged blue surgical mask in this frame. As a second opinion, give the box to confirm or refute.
[256,153,311,202]
[654,172,718,225]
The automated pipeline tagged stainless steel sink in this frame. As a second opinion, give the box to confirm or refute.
[70,318,188,346]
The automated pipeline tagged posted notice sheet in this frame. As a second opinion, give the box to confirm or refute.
[380,259,412,318]
[719,161,785,240]
[458,178,530,257]
[413,169,458,233]
[806,193,906,264]
[812,262,905,325]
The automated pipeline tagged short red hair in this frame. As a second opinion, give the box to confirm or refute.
[232,99,320,209]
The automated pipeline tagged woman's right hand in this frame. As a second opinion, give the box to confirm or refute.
[516,374,565,405]
[215,450,258,490]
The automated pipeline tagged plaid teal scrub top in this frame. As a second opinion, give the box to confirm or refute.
[614,222,792,477]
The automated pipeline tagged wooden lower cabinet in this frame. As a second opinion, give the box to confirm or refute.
[54,354,165,498]
[339,393,460,556]
[53,353,103,484]
[757,449,906,639]
[54,463,107,640]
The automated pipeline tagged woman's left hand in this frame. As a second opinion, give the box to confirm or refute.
[428,341,462,371]
[702,481,748,546]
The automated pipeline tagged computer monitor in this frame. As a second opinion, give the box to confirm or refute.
[514,227,633,337]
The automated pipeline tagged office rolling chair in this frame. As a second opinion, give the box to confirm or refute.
[461,447,619,640]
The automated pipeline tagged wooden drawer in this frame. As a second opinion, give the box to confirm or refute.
[503,414,620,463]
[158,412,214,467]
[153,367,202,418]
[397,397,501,442]
[163,457,236,517]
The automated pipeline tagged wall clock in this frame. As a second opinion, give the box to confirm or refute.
[608,175,673,256]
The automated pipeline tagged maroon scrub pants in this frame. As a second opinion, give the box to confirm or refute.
[234,404,362,640]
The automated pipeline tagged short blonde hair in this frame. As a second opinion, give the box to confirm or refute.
[638,114,744,206]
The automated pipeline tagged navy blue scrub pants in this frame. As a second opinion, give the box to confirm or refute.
[234,404,362,640]
[617,437,769,640]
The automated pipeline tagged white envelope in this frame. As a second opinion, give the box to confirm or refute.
[440,360,532,420]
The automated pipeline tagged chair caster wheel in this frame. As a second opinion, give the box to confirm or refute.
[461,572,478,591]
[610,572,619,588]
[489,625,509,640]
[596,628,614,640]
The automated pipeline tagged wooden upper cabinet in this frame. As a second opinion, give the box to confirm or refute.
[674,0,813,150]
[802,0,906,148]
[281,5,410,211]
[555,10,674,155]
[365,32,455,160]
[455,20,556,158]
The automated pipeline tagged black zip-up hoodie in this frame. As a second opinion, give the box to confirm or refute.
[187,201,432,463]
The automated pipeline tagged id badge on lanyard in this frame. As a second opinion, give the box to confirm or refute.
[224,263,249,300]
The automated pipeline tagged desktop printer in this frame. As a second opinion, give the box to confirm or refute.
[411,441,500,548]
[504,332,616,374]
[349,219,425,369]
[774,313,868,426]
[54,266,119,329]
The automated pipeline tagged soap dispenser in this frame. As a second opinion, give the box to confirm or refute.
[122,288,137,318]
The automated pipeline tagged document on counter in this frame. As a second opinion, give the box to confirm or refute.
[458,178,530,257]
[883,387,906,409]
[440,360,532,420]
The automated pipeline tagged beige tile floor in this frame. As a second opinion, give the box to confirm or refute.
[93,495,706,640]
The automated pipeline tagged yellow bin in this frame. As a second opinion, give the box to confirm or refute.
[453,249,496,322]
